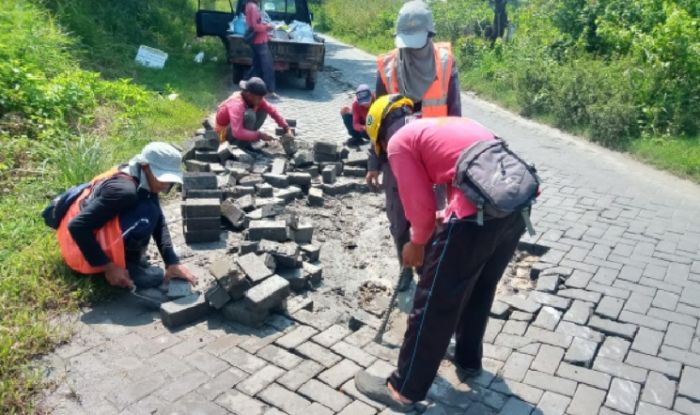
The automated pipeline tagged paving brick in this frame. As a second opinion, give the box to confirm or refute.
[640,277,683,294]
[344,325,376,348]
[183,198,221,217]
[664,322,694,350]
[623,292,654,314]
[308,187,324,207]
[523,370,577,396]
[659,345,700,368]
[675,397,700,415]
[318,359,362,388]
[564,337,597,367]
[679,365,700,401]
[337,400,377,415]
[299,379,351,412]
[501,294,541,313]
[160,294,211,328]
[248,220,288,242]
[525,326,573,348]
[619,265,644,283]
[556,361,611,389]
[538,391,571,415]
[495,333,537,351]
[558,289,602,304]
[215,390,269,415]
[483,343,513,362]
[497,397,532,415]
[330,341,376,367]
[258,383,311,415]
[236,364,285,396]
[198,367,248,400]
[615,279,657,297]
[489,378,543,404]
[605,378,640,414]
[503,352,534,382]
[295,341,342,368]
[567,384,607,415]
[311,324,351,348]
[563,300,593,325]
[648,307,697,327]
[598,337,631,361]
[277,359,323,391]
[237,253,273,284]
[593,357,647,382]
[222,301,269,327]
[631,327,664,356]
[276,325,318,349]
[531,344,564,375]
[529,292,571,310]
[588,316,637,339]
[219,347,267,374]
[636,402,678,415]
[557,321,604,343]
[244,275,290,313]
[641,371,676,409]
[536,274,560,292]
[586,282,631,299]
[596,296,624,320]
[566,270,594,288]
[510,311,534,321]
[619,310,668,331]
[503,320,529,336]
[257,344,303,370]
[652,290,679,311]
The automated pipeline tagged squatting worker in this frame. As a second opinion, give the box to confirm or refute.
[355,95,526,412]
[245,0,279,100]
[58,142,197,289]
[214,77,291,149]
[340,84,375,146]
[367,0,461,291]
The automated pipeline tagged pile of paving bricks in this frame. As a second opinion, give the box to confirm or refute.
[159,120,371,329]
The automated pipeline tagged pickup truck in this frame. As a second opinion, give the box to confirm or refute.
[196,0,325,90]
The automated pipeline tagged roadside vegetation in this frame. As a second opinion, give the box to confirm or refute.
[312,0,700,182]
[0,0,229,411]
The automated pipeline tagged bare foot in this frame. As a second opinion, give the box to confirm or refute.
[387,381,413,404]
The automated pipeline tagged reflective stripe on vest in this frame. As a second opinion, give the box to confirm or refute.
[56,168,129,274]
[376,42,454,117]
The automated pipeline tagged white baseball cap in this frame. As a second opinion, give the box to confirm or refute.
[395,1,435,49]
[139,142,183,184]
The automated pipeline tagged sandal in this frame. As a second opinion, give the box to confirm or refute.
[354,371,415,413]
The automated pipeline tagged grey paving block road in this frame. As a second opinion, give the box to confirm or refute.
[38,36,700,414]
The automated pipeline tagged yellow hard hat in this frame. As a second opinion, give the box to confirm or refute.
[366,94,414,155]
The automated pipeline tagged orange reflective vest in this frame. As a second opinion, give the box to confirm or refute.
[56,168,133,274]
[377,42,454,118]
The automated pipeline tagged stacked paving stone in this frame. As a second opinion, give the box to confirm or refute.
[160,120,373,329]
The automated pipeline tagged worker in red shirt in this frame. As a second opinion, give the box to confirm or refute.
[214,77,291,149]
[245,0,278,100]
[340,84,375,146]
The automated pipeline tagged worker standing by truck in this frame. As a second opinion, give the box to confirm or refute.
[367,0,462,292]
[245,0,280,100]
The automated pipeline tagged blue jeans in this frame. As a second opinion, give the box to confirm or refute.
[246,43,275,93]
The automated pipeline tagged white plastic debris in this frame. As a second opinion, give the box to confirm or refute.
[194,51,204,63]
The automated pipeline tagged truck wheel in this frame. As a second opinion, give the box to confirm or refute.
[305,72,316,90]
[232,64,245,84]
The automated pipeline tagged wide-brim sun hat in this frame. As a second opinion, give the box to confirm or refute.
[140,142,183,184]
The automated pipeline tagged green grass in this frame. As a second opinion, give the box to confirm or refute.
[629,137,700,183]
[0,1,230,412]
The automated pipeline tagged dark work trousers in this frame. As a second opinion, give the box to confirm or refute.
[341,112,369,141]
[246,43,276,93]
[388,212,525,401]
[225,109,267,150]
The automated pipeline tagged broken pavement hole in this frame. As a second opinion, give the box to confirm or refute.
[496,242,549,298]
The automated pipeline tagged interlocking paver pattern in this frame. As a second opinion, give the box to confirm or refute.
[38,35,700,414]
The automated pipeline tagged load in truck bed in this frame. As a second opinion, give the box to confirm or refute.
[196,0,325,90]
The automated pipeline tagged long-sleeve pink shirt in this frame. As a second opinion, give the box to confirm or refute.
[245,1,270,44]
[387,117,496,245]
[215,92,288,141]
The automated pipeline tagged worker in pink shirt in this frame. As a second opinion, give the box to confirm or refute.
[244,0,278,99]
[214,77,291,149]
[355,95,527,411]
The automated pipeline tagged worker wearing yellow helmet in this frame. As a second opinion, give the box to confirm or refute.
[364,95,418,293]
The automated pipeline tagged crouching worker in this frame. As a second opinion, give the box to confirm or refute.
[355,95,538,411]
[54,142,197,289]
[340,84,374,146]
[215,77,291,149]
